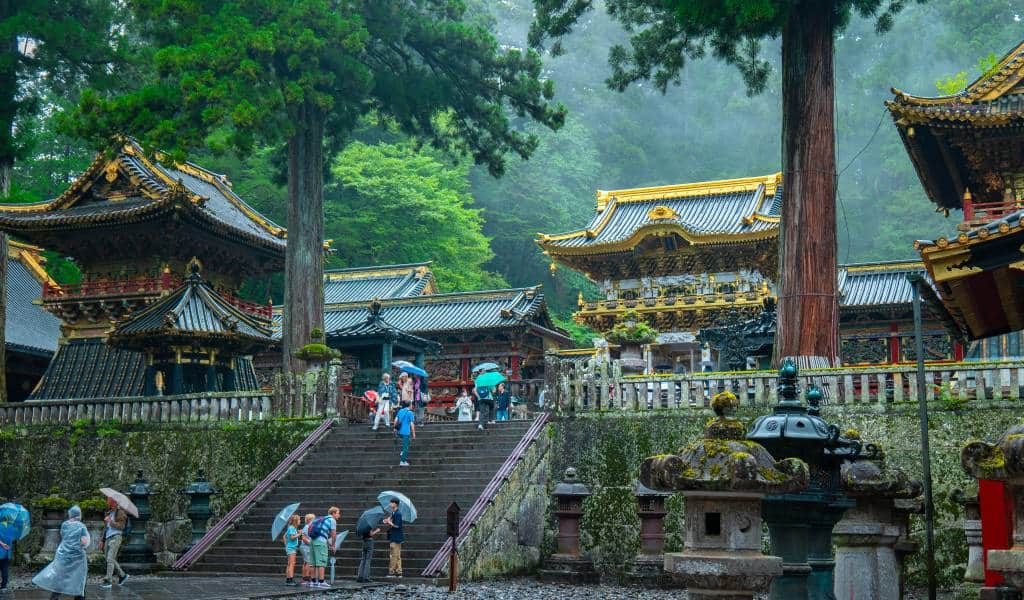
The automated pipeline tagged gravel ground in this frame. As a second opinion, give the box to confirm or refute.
[323,579,693,599]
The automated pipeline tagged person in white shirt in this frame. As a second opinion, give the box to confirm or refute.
[455,388,474,422]
[373,373,396,431]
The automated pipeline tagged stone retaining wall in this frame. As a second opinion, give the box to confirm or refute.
[548,402,1023,588]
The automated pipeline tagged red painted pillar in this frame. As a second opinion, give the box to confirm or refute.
[889,324,900,364]
[954,341,965,362]
[511,355,521,380]
[979,479,1012,586]
[460,345,470,382]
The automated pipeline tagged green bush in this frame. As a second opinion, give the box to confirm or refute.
[33,495,72,512]
[604,309,657,345]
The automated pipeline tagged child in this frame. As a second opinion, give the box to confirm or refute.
[283,514,301,586]
[386,498,404,578]
[299,513,315,586]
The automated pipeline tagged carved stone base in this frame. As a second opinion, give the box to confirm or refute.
[979,585,1023,600]
[988,549,1024,590]
[537,554,599,584]
[627,554,674,587]
[663,551,782,600]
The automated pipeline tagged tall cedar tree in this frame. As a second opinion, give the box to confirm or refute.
[67,1,565,371]
[2,0,123,400]
[530,0,919,365]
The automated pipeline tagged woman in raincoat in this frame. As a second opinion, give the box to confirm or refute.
[33,505,90,599]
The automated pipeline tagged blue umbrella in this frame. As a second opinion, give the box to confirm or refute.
[355,506,386,535]
[271,502,300,541]
[472,362,500,374]
[474,371,506,389]
[334,529,349,551]
[0,502,29,541]
[377,491,418,523]
[392,360,428,378]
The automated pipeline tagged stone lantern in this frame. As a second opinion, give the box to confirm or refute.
[639,390,809,599]
[539,467,597,582]
[631,481,672,579]
[180,470,218,549]
[120,470,156,568]
[953,487,986,584]
[962,423,1024,593]
[832,456,922,600]
[747,359,878,600]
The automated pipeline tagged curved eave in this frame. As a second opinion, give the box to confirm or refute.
[890,41,1024,106]
[108,328,275,351]
[537,222,779,257]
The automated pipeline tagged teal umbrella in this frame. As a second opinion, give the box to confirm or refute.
[271,502,300,541]
[0,502,30,541]
[474,371,506,389]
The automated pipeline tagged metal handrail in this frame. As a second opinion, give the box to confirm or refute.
[421,412,550,577]
[172,417,335,570]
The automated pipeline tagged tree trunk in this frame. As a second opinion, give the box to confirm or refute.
[282,102,326,373]
[774,2,839,367]
[0,26,14,401]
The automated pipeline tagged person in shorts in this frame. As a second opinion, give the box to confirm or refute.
[299,513,315,586]
[309,507,339,588]
[283,514,300,586]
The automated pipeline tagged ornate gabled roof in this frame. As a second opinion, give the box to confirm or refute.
[326,300,442,354]
[6,241,61,356]
[838,261,925,310]
[109,262,274,350]
[536,173,781,256]
[886,40,1024,210]
[324,262,436,303]
[0,140,286,255]
[316,286,568,343]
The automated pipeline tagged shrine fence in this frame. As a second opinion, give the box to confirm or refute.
[546,359,1024,412]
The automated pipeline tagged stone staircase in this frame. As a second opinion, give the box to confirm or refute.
[187,419,535,579]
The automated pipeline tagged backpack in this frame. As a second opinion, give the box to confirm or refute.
[308,516,331,540]
[477,386,492,401]
[122,515,133,538]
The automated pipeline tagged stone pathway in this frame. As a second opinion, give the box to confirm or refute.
[322,579,694,599]
[1,572,377,599]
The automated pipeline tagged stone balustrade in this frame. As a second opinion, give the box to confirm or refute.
[0,391,275,425]
[547,357,1024,412]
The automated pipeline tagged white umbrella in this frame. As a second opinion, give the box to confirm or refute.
[271,502,301,541]
[334,529,349,551]
[99,488,139,518]
[377,491,417,523]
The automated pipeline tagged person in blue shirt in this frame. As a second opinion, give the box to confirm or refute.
[394,401,416,466]
[283,514,301,586]
[385,498,404,578]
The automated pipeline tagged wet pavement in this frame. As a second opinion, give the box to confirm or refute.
[0,575,380,599]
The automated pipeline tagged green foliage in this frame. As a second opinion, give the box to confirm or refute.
[935,71,969,95]
[76,498,108,515]
[552,316,599,348]
[32,495,71,512]
[935,383,970,411]
[327,141,506,291]
[293,343,340,362]
[604,309,657,345]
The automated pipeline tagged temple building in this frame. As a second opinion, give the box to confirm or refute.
[266,262,569,401]
[539,174,964,370]
[0,140,284,399]
[5,240,62,401]
[890,38,1024,359]
[537,174,781,371]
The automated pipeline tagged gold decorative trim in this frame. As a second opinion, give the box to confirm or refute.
[843,260,924,273]
[594,172,781,211]
[8,240,59,290]
[538,222,778,257]
[647,205,678,220]
[889,40,1024,106]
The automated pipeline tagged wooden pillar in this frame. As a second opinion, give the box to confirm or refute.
[415,351,425,369]
[889,324,900,364]
[143,362,157,396]
[511,355,521,380]
[224,359,237,392]
[205,350,219,392]
[954,341,965,362]
[381,342,393,381]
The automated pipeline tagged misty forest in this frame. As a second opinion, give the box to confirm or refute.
[10,0,1021,334]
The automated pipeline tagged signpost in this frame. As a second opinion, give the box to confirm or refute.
[447,501,460,592]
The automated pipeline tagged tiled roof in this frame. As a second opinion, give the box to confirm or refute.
[30,338,147,399]
[323,262,435,303]
[110,265,274,349]
[6,242,60,356]
[316,286,566,341]
[0,141,286,254]
[838,261,925,309]
[326,308,442,353]
[537,173,781,253]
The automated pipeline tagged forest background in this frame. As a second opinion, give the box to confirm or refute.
[10,0,1023,340]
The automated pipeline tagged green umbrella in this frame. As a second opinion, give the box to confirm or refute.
[474,371,506,389]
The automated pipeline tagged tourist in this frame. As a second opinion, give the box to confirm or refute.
[494,381,511,422]
[395,400,416,466]
[398,372,414,406]
[455,388,474,422]
[413,374,429,427]
[356,519,383,583]
[476,384,494,430]
[374,373,396,431]
[99,496,129,589]
[0,520,11,591]
[283,513,301,586]
[299,512,315,586]
[385,498,404,578]
[32,505,90,600]
[308,507,340,588]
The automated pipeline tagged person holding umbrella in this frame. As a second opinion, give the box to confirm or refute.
[0,502,29,591]
[385,498,403,578]
[32,505,89,600]
[355,507,386,583]
[474,370,505,430]
[98,491,134,589]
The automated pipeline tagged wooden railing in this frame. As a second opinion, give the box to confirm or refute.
[548,359,1024,412]
[172,417,335,571]
[421,411,550,577]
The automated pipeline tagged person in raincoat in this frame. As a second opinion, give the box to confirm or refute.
[0,519,12,591]
[32,505,90,600]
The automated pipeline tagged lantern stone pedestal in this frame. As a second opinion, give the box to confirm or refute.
[180,471,218,551]
[955,489,986,584]
[539,468,598,583]
[629,482,672,585]
[121,470,158,572]
[832,459,922,600]
[893,497,923,598]
[639,390,809,600]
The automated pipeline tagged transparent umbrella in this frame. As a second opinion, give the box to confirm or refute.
[0,502,30,541]
[355,507,386,535]
[377,491,417,523]
[270,502,300,541]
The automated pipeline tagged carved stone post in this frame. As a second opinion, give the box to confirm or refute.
[955,488,986,583]
[539,468,597,583]
[630,482,671,582]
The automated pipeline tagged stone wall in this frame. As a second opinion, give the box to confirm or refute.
[0,418,322,566]
[548,402,1023,588]
[442,427,551,580]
